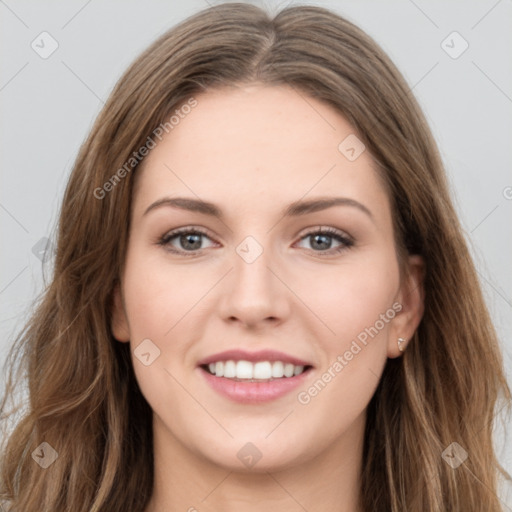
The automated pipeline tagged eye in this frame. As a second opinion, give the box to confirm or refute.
[157,225,354,256]
[158,227,217,254]
[295,226,354,255]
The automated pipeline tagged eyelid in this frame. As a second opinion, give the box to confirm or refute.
[293,226,354,256]
[158,226,218,252]
[158,225,354,255]
[161,225,216,240]
[297,225,353,243]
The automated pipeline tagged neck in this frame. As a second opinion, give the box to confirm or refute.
[145,411,366,512]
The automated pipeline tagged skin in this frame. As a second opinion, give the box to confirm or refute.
[111,83,424,512]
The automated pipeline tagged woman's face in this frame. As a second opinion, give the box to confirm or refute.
[112,84,423,471]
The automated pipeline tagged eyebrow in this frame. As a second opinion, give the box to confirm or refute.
[143,196,373,221]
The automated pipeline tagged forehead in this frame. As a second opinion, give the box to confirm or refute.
[132,84,389,219]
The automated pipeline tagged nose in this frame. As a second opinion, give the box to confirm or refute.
[217,239,291,330]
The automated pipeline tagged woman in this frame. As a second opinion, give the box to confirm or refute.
[1,3,510,511]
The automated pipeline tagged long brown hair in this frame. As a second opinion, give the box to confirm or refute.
[1,3,510,510]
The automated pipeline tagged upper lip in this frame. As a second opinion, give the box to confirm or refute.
[197,349,313,367]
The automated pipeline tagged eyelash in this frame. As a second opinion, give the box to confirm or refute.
[157,226,354,257]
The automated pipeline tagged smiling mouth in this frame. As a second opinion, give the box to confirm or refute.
[200,360,313,381]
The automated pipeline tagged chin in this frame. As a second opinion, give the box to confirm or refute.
[191,434,313,473]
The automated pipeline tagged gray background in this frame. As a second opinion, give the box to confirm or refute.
[1,0,511,505]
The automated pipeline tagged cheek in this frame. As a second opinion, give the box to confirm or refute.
[294,248,399,341]
[122,248,206,339]
[123,237,399,354]
[119,232,399,460]
[292,247,398,409]
[293,261,397,435]
[121,250,200,412]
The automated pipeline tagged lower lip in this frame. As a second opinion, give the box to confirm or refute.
[198,366,312,403]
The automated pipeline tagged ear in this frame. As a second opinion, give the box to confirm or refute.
[387,254,425,358]
[111,281,130,342]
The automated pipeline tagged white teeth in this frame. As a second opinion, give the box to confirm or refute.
[205,360,308,379]
[215,361,224,377]
[283,363,294,378]
[293,365,304,376]
[253,361,272,379]
[271,361,284,378]
[223,360,236,378]
[236,360,253,379]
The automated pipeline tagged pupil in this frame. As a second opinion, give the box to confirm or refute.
[181,233,201,250]
[311,234,331,250]
[177,233,333,251]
